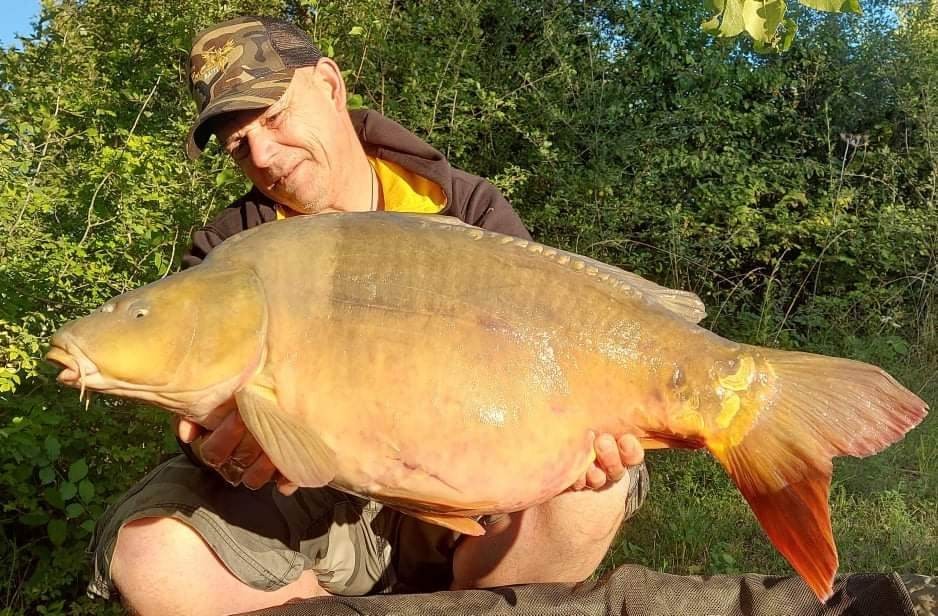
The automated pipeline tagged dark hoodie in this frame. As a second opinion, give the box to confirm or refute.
[182,109,531,268]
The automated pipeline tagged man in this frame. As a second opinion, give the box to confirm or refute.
[87,16,648,615]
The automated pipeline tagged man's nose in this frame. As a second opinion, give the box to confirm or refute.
[245,130,277,169]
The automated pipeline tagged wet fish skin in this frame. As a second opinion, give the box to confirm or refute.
[46,212,927,601]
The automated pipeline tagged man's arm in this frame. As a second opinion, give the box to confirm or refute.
[182,189,278,268]
[449,171,532,240]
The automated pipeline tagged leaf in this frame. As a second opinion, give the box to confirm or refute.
[780,18,798,50]
[798,0,861,12]
[714,0,745,37]
[66,502,84,519]
[47,519,67,546]
[19,512,50,527]
[59,481,77,501]
[214,167,238,188]
[702,0,727,33]
[701,14,722,33]
[68,458,88,482]
[347,93,364,110]
[885,336,910,356]
[348,26,364,36]
[44,486,65,510]
[44,435,60,459]
[79,479,95,502]
[743,0,786,42]
[80,520,96,533]
[39,465,55,485]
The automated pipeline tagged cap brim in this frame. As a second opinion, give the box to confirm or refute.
[186,71,295,160]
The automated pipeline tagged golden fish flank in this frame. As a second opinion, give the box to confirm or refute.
[478,405,516,427]
[529,332,568,394]
[45,212,927,602]
[715,355,755,430]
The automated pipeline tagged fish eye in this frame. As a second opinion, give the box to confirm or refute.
[133,307,149,319]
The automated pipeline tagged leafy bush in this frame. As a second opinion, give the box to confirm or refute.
[2,0,935,612]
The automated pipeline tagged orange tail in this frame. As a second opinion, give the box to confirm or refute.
[708,349,927,602]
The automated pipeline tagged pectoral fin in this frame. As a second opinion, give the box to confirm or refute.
[235,384,337,488]
[405,511,486,536]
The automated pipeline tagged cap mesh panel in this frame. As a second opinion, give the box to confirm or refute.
[257,16,322,67]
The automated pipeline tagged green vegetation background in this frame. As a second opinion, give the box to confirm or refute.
[1,0,935,613]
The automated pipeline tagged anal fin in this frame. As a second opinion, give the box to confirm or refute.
[640,434,706,449]
[405,511,486,536]
[235,384,337,488]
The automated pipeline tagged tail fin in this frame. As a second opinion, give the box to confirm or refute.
[708,349,927,601]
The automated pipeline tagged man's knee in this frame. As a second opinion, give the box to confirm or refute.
[111,517,226,612]
[111,516,327,615]
[111,518,205,593]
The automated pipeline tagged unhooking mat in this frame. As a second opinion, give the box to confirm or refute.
[239,564,935,616]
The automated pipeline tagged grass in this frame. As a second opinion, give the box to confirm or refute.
[602,365,938,580]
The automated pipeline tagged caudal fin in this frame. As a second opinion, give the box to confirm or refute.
[708,349,927,601]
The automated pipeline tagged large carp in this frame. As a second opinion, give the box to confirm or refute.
[46,213,926,600]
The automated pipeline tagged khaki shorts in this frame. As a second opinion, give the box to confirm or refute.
[87,455,648,601]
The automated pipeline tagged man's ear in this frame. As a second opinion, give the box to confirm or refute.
[312,58,348,112]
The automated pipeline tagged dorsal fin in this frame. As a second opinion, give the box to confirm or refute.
[422,215,707,324]
[570,253,707,324]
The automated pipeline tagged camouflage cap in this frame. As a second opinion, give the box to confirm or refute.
[185,16,322,159]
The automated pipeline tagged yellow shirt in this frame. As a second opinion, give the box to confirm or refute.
[276,157,446,219]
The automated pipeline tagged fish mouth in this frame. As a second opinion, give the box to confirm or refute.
[45,336,102,403]
[45,338,181,413]
[46,340,98,383]
[44,333,256,419]
[46,334,109,409]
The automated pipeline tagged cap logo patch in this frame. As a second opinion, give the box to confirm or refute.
[191,39,239,88]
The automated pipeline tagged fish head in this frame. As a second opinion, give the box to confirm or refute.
[46,266,268,423]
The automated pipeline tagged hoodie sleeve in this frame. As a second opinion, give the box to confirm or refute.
[450,170,532,241]
[182,188,278,269]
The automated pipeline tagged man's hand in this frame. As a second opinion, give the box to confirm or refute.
[176,413,299,495]
[569,432,644,491]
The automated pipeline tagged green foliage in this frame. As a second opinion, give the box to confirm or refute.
[703,0,860,51]
[0,0,281,611]
[1,0,936,613]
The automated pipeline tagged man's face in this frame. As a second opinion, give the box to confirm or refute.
[213,67,343,214]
